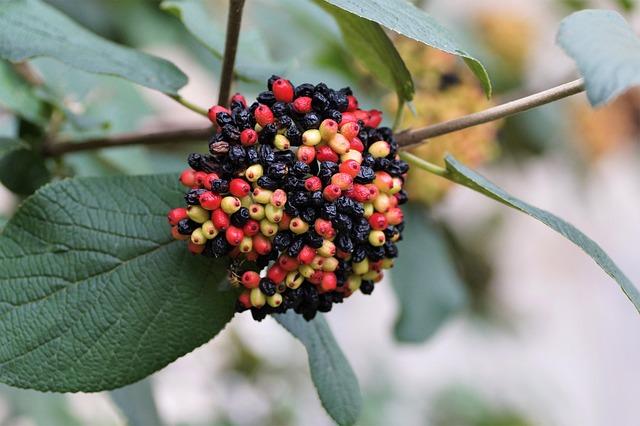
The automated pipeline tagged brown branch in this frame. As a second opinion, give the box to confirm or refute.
[217,0,246,106]
[43,126,212,157]
[396,78,586,148]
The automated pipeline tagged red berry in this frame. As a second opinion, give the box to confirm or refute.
[179,168,197,187]
[331,173,353,191]
[207,105,229,123]
[238,291,252,308]
[339,112,357,125]
[339,160,361,178]
[304,176,322,192]
[297,146,316,164]
[240,129,258,146]
[167,207,188,225]
[278,255,300,272]
[171,226,189,240]
[272,79,294,102]
[243,219,260,236]
[188,241,206,255]
[314,218,335,239]
[308,270,324,285]
[323,184,342,201]
[203,173,219,190]
[346,184,371,203]
[253,234,272,255]
[321,272,337,292]
[225,226,244,246]
[267,264,287,284]
[292,96,312,113]
[212,209,230,230]
[229,178,251,197]
[316,145,339,162]
[231,92,247,107]
[369,212,388,230]
[255,104,274,126]
[199,191,222,210]
[193,171,208,187]
[350,137,365,152]
[347,95,358,111]
[366,109,383,127]
[340,122,360,141]
[242,271,260,289]
[298,245,316,264]
[386,207,404,225]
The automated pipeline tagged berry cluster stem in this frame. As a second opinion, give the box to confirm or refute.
[399,151,447,177]
[170,95,210,117]
[218,0,246,106]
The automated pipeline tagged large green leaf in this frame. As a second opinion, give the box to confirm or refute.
[110,379,163,426]
[0,61,46,125]
[391,205,467,343]
[0,174,235,392]
[160,0,277,82]
[557,9,640,106]
[0,138,50,196]
[316,1,414,102]
[320,0,491,97]
[275,312,362,426]
[444,155,640,312]
[0,0,187,94]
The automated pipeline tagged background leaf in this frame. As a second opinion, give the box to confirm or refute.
[0,61,47,125]
[315,1,414,102]
[0,174,236,392]
[275,312,362,426]
[557,9,640,106]
[0,0,188,94]
[0,138,50,196]
[160,0,278,82]
[320,0,491,96]
[110,378,163,426]
[444,155,640,313]
[391,205,468,343]
[0,384,82,426]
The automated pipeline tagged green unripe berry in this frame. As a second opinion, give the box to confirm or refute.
[250,288,266,308]
[267,293,283,307]
[368,230,386,247]
[302,129,322,146]
[249,203,265,220]
[187,205,209,223]
[221,196,242,214]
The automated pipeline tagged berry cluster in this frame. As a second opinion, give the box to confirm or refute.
[167,77,408,321]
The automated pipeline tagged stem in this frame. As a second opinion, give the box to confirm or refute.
[399,151,448,177]
[395,78,586,148]
[170,95,209,117]
[43,126,212,157]
[218,0,246,106]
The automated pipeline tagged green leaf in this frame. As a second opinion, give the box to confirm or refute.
[0,61,47,125]
[391,205,467,343]
[160,0,277,82]
[0,0,188,94]
[320,0,491,97]
[0,138,50,196]
[444,155,640,312]
[275,312,362,426]
[557,9,640,106]
[0,174,236,392]
[110,379,163,426]
[315,1,414,102]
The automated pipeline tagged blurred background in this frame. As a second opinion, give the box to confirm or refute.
[1,0,639,425]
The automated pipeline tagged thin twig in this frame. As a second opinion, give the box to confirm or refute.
[218,0,246,106]
[43,126,212,157]
[395,78,586,148]
[170,95,209,117]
